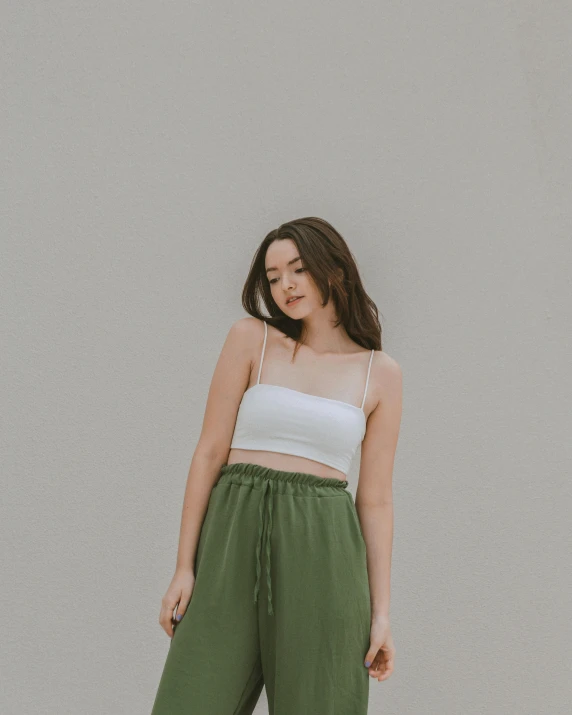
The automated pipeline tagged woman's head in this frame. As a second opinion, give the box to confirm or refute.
[241,217,382,351]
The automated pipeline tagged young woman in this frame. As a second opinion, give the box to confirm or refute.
[150,217,402,715]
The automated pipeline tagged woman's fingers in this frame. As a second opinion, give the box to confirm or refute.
[370,650,384,677]
[159,594,180,637]
[176,590,192,620]
[157,571,196,638]
[367,646,395,681]
[376,648,395,681]
[378,656,393,680]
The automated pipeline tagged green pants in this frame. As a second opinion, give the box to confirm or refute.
[151,461,371,714]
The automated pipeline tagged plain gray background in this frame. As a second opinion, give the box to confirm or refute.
[2,2,571,714]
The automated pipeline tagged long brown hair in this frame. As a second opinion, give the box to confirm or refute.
[241,217,383,356]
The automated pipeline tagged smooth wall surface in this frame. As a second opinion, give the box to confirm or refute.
[2,2,571,713]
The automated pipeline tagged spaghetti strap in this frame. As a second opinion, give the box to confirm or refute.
[256,321,268,385]
[360,349,375,410]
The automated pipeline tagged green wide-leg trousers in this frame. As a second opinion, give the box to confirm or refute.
[150,461,371,715]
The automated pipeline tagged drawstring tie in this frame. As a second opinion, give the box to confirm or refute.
[253,478,275,615]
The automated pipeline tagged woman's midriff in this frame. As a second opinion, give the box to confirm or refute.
[226,448,348,483]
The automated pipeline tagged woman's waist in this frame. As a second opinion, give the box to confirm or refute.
[226,447,348,483]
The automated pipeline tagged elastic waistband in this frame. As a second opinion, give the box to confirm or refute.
[218,461,349,495]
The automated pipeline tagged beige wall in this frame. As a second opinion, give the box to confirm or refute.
[2,1,570,713]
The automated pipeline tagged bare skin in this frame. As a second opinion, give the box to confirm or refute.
[159,238,402,683]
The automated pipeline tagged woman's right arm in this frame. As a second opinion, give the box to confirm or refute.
[158,317,258,637]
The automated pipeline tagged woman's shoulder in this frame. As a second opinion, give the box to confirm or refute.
[230,315,262,332]
[370,349,402,381]
[367,349,402,407]
[371,347,399,367]
[231,316,287,341]
[226,316,266,346]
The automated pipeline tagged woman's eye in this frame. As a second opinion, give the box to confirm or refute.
[269,268,305,285]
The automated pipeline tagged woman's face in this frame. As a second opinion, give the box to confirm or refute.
[265,239,322,316]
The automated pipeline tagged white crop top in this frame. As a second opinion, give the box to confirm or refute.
[230,320,375,475]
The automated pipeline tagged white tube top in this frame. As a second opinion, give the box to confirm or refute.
[230,320,374,476]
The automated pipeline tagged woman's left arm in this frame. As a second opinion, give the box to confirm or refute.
[357,352,403,680]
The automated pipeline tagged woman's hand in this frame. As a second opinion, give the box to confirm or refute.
[158,567,196,638]
[364,615,395,681]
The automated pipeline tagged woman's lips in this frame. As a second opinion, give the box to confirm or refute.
[286,296,303,307]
